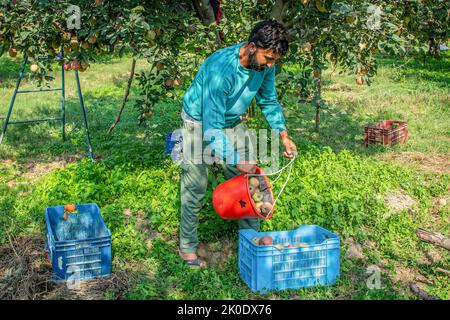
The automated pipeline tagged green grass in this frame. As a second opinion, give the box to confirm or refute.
[0,52,448,300]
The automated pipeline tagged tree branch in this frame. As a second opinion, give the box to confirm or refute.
[416,228,450,250]
[107,58,137,134]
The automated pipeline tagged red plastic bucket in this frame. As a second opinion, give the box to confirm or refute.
[212,166,274,220]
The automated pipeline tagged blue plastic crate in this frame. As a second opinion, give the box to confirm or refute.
[45,203,112,282]
[238,225,340,293]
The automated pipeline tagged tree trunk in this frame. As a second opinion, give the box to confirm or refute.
[315,70,322,132]
[416,228,450,250]
[108,59,137,134]
[428,37,441,57]
[192,0,216,25]
[410,283,440,300]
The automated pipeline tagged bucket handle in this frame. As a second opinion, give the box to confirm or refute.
[247,151,297,219]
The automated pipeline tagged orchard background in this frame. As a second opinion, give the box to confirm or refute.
[0,0,449,300]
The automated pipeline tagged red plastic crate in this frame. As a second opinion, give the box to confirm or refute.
[364,120,408,147]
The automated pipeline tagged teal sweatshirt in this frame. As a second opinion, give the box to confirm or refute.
[182,42,287,165]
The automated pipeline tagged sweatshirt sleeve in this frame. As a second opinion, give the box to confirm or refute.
[202,67,240,165]
[255,66,287,133]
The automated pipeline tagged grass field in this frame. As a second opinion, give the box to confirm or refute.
[0,51,448,300]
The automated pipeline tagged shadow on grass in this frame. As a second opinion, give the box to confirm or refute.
[377,53,450,88]
[0,55,24,86]
[284,100,395,156]
[0,88,183,168]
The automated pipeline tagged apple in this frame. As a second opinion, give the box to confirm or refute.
[88,35,97,44]
[165,79,173,88]
[302,42,312,53]
[249,177,260,188]
[260,202,273,216]
[63,63,71,71]
[356,76,364,85]
[315,0,327,13]
[9,48,18,58]
[81,42,89,50]
[156,62,164,71]
[174,78,182,86]
[64,204,76,212]
[254,202,263,212]
[313,69,320,78]
[63,32,72,41]
[252,191,263,203]
[258,236,273,246]
[146,30,156,41]
[71,60,81,71]
[145,110,154,118]
[70,38,79,50]
[346,15,356,24]
[30,63,39,73]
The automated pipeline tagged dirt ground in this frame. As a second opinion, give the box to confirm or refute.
[379,152,450,174]
[0,234,131,300]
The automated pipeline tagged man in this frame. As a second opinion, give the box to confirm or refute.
[179,20,297,267]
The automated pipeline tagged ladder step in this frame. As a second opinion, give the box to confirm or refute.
[17,88,63,93]
[8,117,63,124]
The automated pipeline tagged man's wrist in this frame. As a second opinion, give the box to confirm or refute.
[279,130,289,140]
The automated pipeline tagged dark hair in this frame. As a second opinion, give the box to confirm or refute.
[248,20,289,55]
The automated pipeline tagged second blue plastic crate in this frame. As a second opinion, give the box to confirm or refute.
[238,225,340,293]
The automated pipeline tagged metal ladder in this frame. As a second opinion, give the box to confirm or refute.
[0,50,94,162]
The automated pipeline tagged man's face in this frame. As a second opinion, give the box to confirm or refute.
[247,43,281,71]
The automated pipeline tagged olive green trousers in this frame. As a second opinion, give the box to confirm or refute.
[179,119,260,254]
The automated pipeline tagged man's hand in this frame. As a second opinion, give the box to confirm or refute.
[280,131,298,158]
[236,160,257,174]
